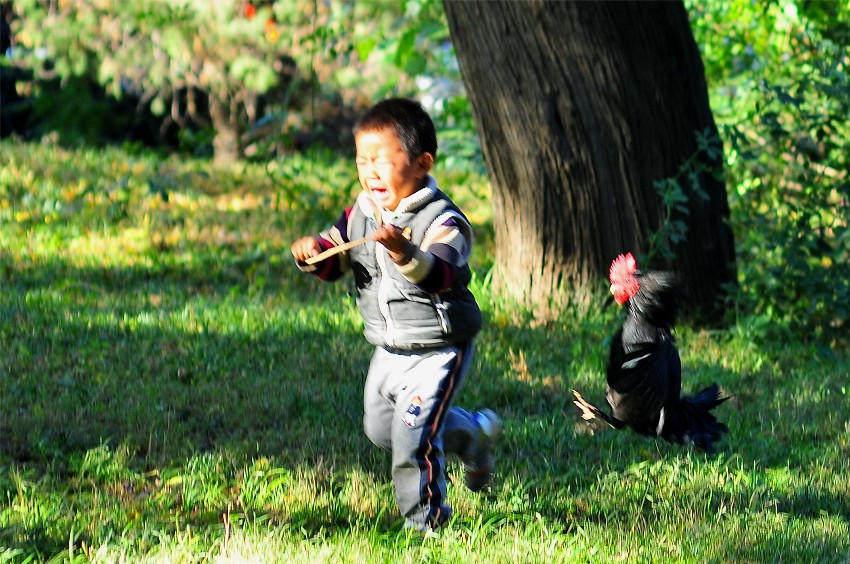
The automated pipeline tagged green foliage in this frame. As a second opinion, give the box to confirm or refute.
[646,128,721,265]
[337,0,484,173]
[688,0,850,339]
[10,0,341,158]
[25,75,138,146]
[395,1,484,174]
[8,0,480,165]
[1,141,848,561]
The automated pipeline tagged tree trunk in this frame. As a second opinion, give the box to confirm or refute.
[209,95,241,166]
[444,0,736,324]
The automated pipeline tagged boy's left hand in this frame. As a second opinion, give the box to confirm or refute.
[373,224,416,263]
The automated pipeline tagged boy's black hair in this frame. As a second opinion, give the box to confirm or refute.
[353,98,437,163]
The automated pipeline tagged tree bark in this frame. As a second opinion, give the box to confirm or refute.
[444,0,736,324]
[209,94,241,167]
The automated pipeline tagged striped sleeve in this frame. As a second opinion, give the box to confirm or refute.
[298,208,353,281]
[395,214,472,293]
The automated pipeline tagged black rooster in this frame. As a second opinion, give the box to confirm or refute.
[573,253,729,452]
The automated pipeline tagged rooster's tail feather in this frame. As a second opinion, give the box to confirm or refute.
[572,389,622,429]
[674,383,730,452]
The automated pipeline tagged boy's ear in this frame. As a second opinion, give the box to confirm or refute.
[417,152,434,175]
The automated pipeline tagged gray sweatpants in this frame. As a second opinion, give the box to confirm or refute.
[363,340,479,529]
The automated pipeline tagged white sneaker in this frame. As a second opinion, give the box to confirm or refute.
[464,409,502,492]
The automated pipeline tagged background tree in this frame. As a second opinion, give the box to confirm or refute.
[444,0,737,324]
[8,0,474,164]
[10,0,350,165]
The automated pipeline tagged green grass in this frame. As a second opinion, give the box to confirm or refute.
[1,140,849,562]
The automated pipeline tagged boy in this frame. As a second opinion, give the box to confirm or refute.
[290,98,501,532]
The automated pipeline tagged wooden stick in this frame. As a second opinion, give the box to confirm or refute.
[304,236,371,265]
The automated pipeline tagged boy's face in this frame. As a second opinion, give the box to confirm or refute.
[355,129,433,211]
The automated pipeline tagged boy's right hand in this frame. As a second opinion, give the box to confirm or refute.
[291,237,322,263]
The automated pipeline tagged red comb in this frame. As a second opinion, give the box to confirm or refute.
[609,253,639,305]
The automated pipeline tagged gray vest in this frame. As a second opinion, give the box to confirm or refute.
[347,189,482,350]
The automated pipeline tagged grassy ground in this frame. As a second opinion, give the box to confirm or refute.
[1,141,848,562]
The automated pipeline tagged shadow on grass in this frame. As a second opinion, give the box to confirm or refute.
[3,249,596,471]
[1,255,374,467]
[0,249,577,556]
[0,253,380,555]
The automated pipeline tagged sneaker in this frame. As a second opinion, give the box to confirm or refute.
[404,507,451,536]
[464,409,502,492]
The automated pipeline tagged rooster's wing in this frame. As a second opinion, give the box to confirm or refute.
[605,333,681,434]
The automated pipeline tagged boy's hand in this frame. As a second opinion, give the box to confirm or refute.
[373,224,416,263]
[291,236,322,263]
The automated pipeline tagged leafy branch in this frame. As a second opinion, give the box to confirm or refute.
[645,128,722,264]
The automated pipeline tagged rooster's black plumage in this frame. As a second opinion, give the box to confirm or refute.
[573,253,729,452]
